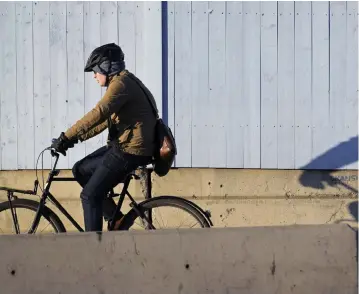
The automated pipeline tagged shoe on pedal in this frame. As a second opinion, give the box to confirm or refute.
[108,211,125,231]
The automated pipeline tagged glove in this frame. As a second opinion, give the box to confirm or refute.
[51,132,78,156]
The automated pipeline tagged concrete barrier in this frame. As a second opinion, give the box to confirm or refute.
[0,224,357,294]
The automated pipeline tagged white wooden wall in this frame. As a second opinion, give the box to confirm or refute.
[168,1,358,170]
[0,1,358,171]
[0,1,162,170]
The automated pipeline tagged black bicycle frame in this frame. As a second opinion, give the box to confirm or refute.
[28,149,155,233]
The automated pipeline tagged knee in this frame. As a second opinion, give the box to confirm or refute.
[72,161,82,180]
[80,186,97,206]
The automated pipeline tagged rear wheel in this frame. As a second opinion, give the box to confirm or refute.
[0,199,66,234]
[117,196,212,230]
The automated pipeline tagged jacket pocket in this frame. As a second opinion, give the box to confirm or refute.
[118,124,134,144]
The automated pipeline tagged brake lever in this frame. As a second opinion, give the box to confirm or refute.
[50,149,57,157]
[49,147,63,157]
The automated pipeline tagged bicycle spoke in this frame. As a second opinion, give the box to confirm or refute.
[153,213,163,229]
[176,208,186,228]
[178,213,199,228]
[0,205,59,234]
[40,221,51,233]
[156,208,166,228]
[189,222,199,228]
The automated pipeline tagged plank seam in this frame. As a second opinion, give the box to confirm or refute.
[15,3,19,170]
[32,2,35,169]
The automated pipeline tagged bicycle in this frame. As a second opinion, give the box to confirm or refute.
[0,147,213,234]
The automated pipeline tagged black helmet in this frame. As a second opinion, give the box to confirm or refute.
[84,43,125,73]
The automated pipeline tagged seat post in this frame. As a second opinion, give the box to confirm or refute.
[138,166,152,201]
[138,166,152,230]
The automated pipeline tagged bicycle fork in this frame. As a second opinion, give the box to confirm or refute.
[27,194,47,234]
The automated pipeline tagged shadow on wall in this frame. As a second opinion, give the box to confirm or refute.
[334,200,358,225]
[299,135,358,191]
[348,201,358,222]
[301,136,358,170]
[299,136,358,224]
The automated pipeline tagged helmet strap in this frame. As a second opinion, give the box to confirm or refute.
[105,75,110,87]
[104,61,112,87]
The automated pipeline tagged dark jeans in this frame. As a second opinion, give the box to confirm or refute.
[72,145,151,232]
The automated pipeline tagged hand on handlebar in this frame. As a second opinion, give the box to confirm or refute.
[51,138,67,156]
[50,132,78,156]
[49,146,61,157]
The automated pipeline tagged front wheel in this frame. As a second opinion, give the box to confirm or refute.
[0,199,66,234]
[117,196,212,230]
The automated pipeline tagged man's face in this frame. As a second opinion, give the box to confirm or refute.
[93,71,107,87]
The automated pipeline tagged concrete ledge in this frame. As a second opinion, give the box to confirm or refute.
[0,224,357,294]
[0,168,357,201]
[0,169,357,231]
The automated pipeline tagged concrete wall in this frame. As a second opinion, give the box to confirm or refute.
[0,225,357,294]
[0,168,357,232]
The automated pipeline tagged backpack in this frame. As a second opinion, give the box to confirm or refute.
[128,73,177,177]
[151,118,177,176]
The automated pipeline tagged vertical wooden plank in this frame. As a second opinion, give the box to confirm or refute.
[243,1,261,168]
[143,2,162,117]
[225,2,244,168]
[100,1,118,44]
[50,2,68,169]
[67,1,85,168]
[33,1,51,169]
[0,2,17,170]
[16,2,34,169]
[118,1,136,73]
[277,1,295,169]
[294,1,312,169]
[0,5,3,169]
[174,2,192,167]
[260,1,278,169]
[191,1,209,167]
[345,1,358,170]
[329,1,347,168]
[311,2,331,169]
[208,1,226,168]
[100,1,118,147]
[84,2,102,155]
[167,1,176,166]
[167,2,175,135]
[135,2,144,79]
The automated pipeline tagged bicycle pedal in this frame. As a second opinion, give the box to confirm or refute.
[108,215,126,231]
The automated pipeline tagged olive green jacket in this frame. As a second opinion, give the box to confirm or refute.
[65,70,158,157]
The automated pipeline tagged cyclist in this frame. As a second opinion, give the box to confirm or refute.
[51,43,158,232]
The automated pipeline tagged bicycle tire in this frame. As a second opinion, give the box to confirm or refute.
[117,196,212,230]
[0,199,66,234]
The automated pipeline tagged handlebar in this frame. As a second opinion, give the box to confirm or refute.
[45,146,60,158]
[50,148,60,158]
[41,147,61,171]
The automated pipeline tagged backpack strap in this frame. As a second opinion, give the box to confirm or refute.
[126,72,160,120]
